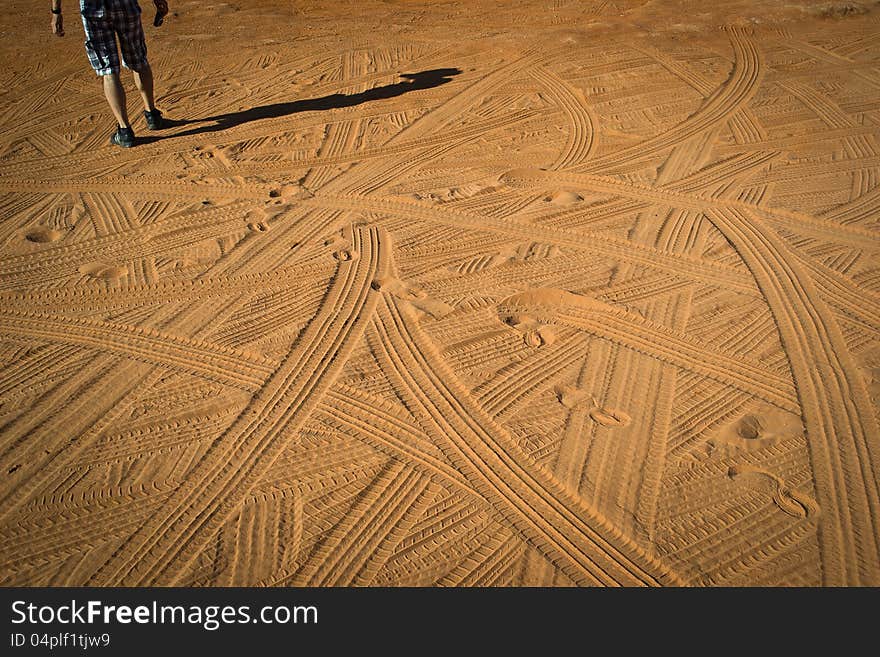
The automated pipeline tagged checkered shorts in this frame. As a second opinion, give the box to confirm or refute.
[80,1,148,76]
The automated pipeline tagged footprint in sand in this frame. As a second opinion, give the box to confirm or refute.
[555,385,590,409]
[371,276,454,319]
[332,249,357,262]
[243,202,294,234]
[710,406,802,453]
[554,386,631,428]
[728,464,819,519]
[323,233,347,249]
[502,313,557,347]
[735,414,763,440]
[544,190,583,205]
[79,262,128,280]
[589,406,632,428]
[260,203,295,221]
[323,232,359,262]
[24,226,63,243]
[524,326,556,347]
[266,183,310,201]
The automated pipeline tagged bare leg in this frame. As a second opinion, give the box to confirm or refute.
[132,65,156,112]
[102,73,131,128]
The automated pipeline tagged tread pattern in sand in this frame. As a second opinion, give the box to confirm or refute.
[1,1,878,586]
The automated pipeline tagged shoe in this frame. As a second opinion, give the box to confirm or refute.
[110,126,135,148]
[144,109,164,130]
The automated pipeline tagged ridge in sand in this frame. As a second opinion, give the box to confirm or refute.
[1,0,878,586]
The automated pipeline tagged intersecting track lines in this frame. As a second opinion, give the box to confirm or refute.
[304,193,760,295]
[86,223,386,585]
[3,4,880,587]
[0,199,256,291]
[0,310,275,391]
[367,246,684,586]
[704,206,880,585]
[497,288,799,413]
[569,28,764,175]
[529,66,596,169]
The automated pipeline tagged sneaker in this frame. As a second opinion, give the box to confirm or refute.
[144,109,164,130]
[110,126,135,148]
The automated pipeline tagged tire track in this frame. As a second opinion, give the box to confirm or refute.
[0,201,253,290]
[499,165,880,333]
[761,156,880,183]
[319,47,565,196]
[0,487,174,572]
[474,332,591,420]
[291,461,432,586]
[439,527,522,586]
[820,184,880,227]
[780,38,880,91]
[705,206,880,585]
[319,384,476,495]
[85,224,387,585]
[529,67,596,169]
[0,310,274,392]
[305,194,759,295]
[214,108,544,177]
[370,284,684,585]
[570,28,764,175]
[766,211,879,252]
[498,289,800,413]
[0,344,81,399]
[0,260,333,315]
[0,178,272,201]
[302,118,362,191]
[218,489,299,586]
[0,358,164,525]
[796,250,880,336]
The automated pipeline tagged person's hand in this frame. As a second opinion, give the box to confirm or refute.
[51,12,64,36]
[153,0,168,27]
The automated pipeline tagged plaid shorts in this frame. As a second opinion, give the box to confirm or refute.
[80,0,148,76]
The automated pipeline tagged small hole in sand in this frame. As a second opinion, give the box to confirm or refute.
[737,415,763,440]
[8,464,21,474]
[24,226,63,243]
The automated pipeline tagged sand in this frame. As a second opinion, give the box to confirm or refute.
[0,0,878,586]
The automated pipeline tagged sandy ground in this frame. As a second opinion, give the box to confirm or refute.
[0,0,879,586]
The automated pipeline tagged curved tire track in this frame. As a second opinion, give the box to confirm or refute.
[370,285,684,585]
[705,206,880,585]
[85,223,388,585]
[571,28,763,175]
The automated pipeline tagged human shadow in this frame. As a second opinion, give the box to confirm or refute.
[140,67,462,143]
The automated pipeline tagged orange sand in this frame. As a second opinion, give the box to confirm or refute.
[1,0,879,586]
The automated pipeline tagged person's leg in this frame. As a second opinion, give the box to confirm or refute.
[132,64,156,113]
[116,7,158,116]
[82,12,127,128]
[102,73,131,128]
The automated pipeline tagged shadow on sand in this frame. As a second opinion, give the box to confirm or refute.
[139,67,462,143]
